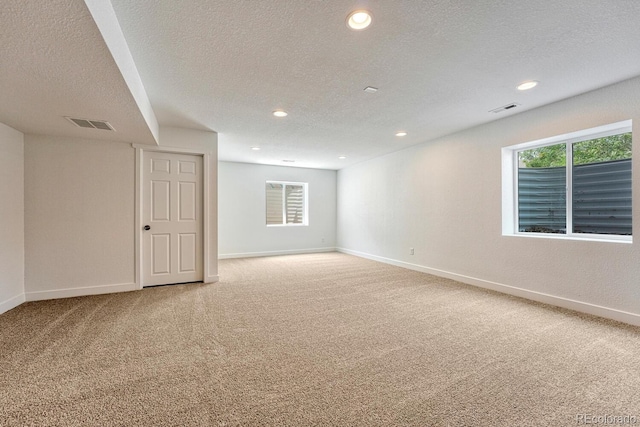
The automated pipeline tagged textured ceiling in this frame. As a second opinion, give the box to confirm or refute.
[3,1,640,168]
[0,0,155,144]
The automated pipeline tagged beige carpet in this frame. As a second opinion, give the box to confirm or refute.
[1,252,639,426]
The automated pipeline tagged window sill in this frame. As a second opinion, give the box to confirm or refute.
[266,224,309,227]
[503,232,632,244]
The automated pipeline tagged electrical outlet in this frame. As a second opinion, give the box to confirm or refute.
[410,248,414,255]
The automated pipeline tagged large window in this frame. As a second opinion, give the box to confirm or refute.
[265,181,308,226]
[502,120,632,242]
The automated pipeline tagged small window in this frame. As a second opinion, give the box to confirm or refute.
[265,181,308,226]
[502,120,632,242]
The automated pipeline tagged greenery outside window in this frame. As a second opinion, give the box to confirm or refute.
[502,120,632,242]
[266,181,308,226]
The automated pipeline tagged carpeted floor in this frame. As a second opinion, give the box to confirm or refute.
[1,252,639,426]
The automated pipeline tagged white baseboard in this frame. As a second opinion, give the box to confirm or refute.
[205,275,220,283]
[338,247,640,327]
[0,293,26,315]
[219,247,336,260]
[26,283,138,302]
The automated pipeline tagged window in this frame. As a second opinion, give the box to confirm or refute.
[502,120,632,242]
[265,181,308,226]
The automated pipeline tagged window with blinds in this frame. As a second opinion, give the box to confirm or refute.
[265,181,308,226]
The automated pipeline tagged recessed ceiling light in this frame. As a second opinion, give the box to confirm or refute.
[347,10,372,30]
[364,86,378,93]
[338,156,347,160]
[395,131,408,137]
[273,110,288,117]
[517,80,539,91]
[251,147,260,151]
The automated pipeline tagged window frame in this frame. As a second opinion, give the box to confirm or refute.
[502,120,632,243]
[265,180,309,227]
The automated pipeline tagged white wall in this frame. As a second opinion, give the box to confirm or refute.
[0,123,25,314]
[21,127,219,301]
[219,162,336,258]
[338,75,640,326]
[24,135,136,300]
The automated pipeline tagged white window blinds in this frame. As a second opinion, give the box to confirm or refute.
[265,181,308,225]
[266,183,284,225]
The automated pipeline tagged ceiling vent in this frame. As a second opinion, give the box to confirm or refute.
[65,117,115,131]
[489,103,520,114]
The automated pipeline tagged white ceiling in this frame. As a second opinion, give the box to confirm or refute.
[0,0,156,145]
[3,1,640,169]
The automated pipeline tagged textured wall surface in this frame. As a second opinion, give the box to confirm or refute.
[24,135,135,298]
[338,76,640,322]
[0,123,25,313]
[219,162,336,258]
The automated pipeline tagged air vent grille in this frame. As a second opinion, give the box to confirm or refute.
[65,117,115,131]
[489,103,520,114]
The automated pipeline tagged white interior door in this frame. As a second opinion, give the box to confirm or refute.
[142,151,203,286]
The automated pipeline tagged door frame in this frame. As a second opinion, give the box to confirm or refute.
[133,144,214,289]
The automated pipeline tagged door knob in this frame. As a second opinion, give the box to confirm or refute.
[143,225,151,231]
